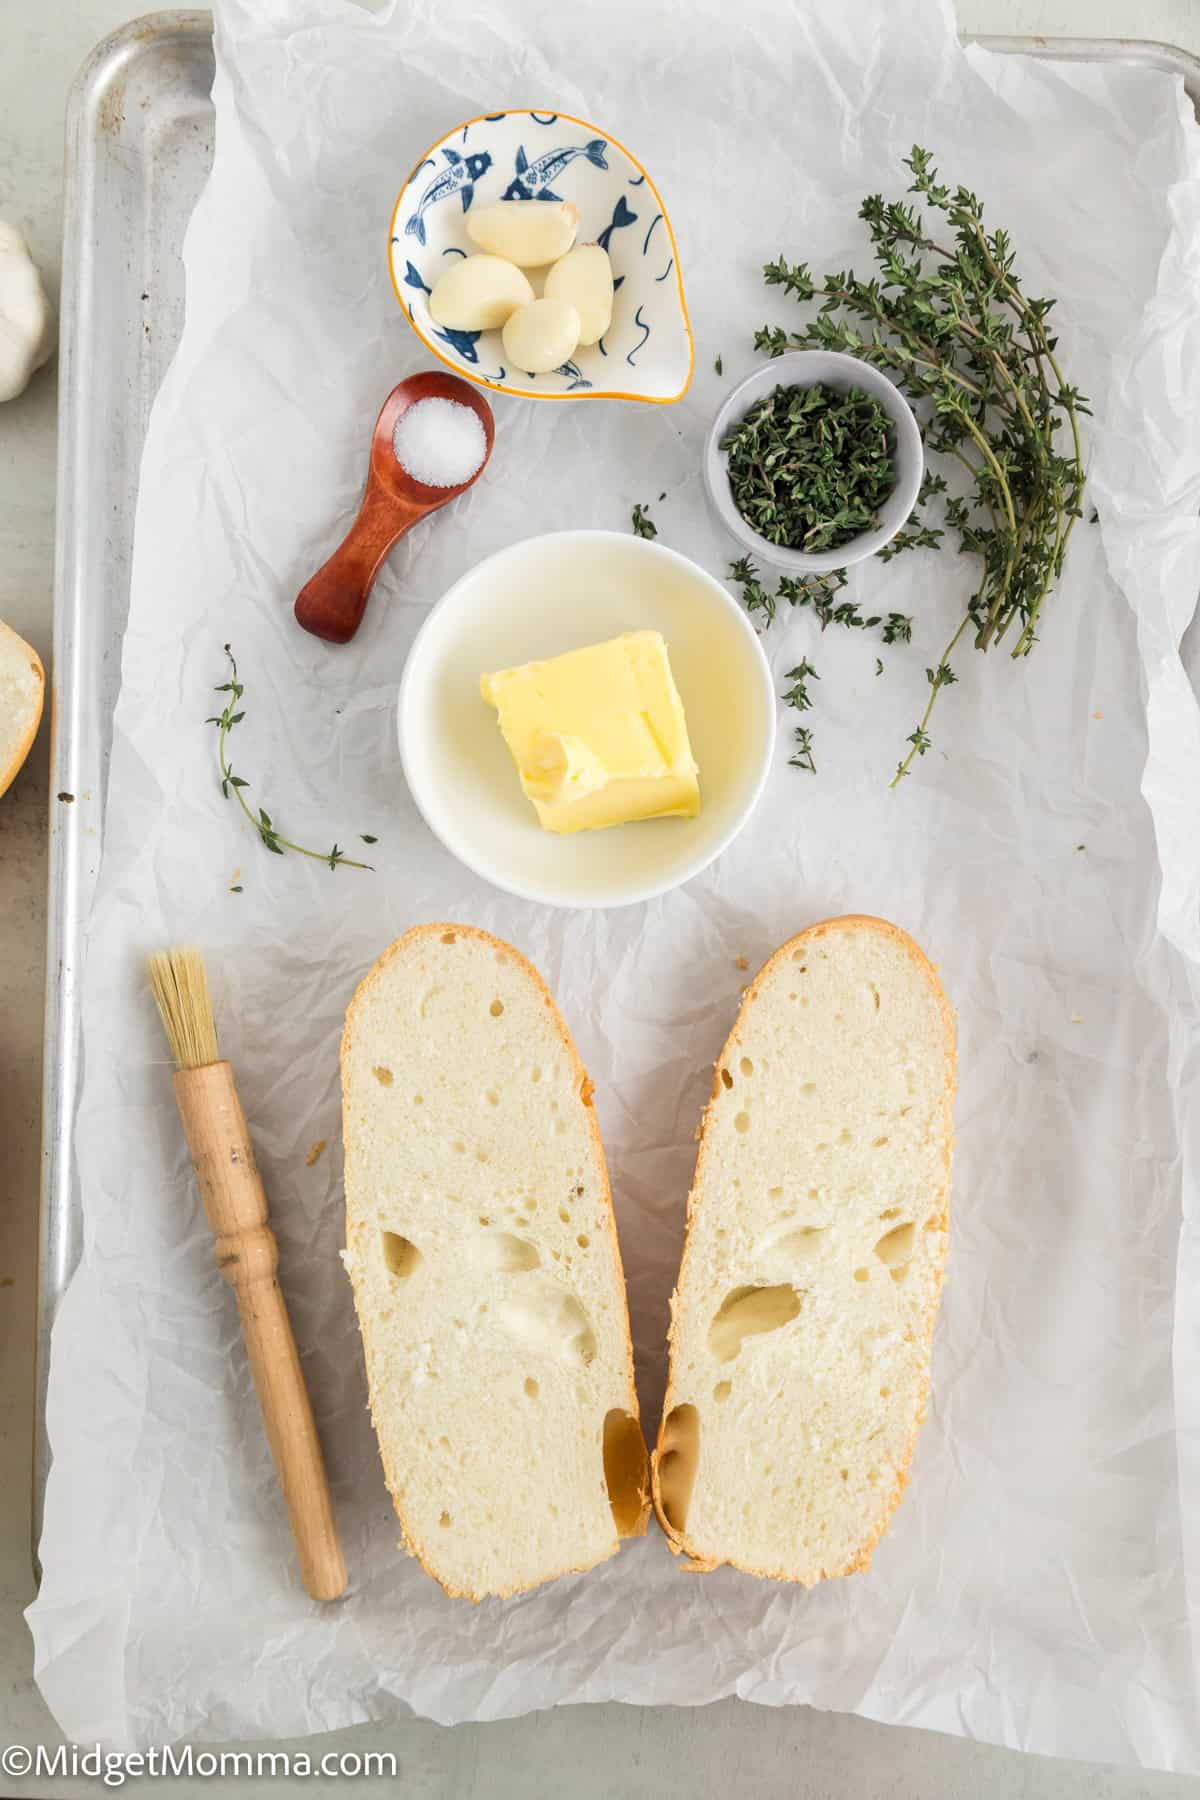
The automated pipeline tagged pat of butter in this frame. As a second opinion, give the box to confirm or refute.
[480,630,701,834]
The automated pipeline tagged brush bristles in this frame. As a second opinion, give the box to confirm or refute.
[148,947,220,1071]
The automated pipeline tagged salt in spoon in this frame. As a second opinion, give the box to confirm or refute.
[295,371,494,645]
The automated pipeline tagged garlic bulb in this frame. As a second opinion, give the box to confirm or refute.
[0,221,54,404]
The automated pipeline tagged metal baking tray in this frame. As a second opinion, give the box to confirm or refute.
[35,11,1200,1557]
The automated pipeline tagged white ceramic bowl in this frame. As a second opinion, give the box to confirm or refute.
[389,109,692,404]
[704,350,924,573]
[398,532,775,908]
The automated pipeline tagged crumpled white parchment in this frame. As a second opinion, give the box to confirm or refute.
[26,0,1200,1769]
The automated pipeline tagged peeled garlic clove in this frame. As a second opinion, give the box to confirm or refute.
[543,244,613,347]
[467,200,580,268]
[502,297,582,375]
[428,254,534,331]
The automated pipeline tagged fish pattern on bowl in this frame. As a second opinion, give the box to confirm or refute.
[389,111,693,404]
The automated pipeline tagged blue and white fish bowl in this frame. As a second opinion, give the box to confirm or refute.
[389,110,693,404]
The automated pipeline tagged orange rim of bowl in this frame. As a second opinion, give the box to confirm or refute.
[387,108,695,405]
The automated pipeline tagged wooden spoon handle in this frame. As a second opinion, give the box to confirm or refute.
[295,482,423,645]
[174,1061,347,1602]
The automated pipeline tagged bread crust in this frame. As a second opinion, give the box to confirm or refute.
[0,623,44,800]
[342,922,649,1602]
[651,914,956,1583]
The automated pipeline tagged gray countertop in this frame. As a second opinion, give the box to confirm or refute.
[3,2,1199,1793]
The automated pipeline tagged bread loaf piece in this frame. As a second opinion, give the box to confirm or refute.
[0,619,44,799]
[652,916,954,1584]
[342,924,647,1600]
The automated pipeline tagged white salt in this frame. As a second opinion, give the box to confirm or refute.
[392,396,487,488]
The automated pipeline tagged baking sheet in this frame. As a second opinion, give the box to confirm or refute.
[32,0,1200,1770]
[36,8,215,1557]
[40,20,1200,1540]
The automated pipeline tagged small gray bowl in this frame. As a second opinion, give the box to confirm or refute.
[703,350,924,574]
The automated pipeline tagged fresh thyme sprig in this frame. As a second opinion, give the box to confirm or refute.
[782,659,819,771]
[728,555,779,624]
[881,613,913,644]
[781,658,819,712]
[789,728,817,774]
[206,645,373,873]
[757,145,1088,784]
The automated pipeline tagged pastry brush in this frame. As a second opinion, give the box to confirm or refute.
[148,947,347,1602]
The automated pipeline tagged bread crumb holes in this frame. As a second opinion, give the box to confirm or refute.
[380,1231,420,1279]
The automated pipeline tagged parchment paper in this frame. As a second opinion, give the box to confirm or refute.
[27,0,1200,1769]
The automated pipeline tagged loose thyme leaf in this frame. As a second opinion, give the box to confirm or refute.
[208,646,372,874]
[631,502,658,539]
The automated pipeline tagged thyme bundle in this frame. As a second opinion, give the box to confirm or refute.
[756,146,1089,784]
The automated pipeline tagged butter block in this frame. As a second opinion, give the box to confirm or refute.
[480,630,701,834]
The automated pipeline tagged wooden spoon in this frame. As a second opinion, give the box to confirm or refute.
[294,371,495,645]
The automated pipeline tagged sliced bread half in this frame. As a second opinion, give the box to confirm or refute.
[342,924,648,1600]
[0,619,44,799]
[652,915,955,1584]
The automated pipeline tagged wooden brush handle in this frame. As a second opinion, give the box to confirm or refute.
[174,1061,347,1602]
